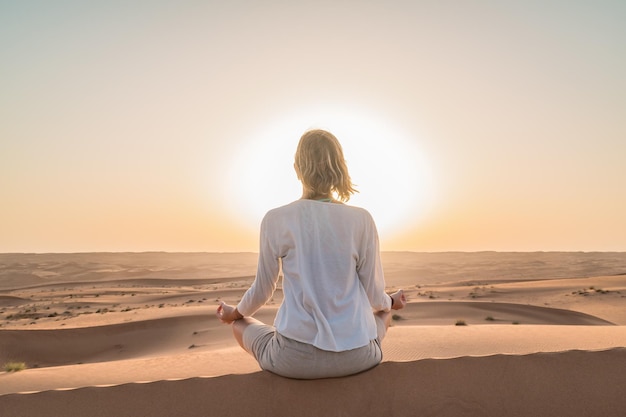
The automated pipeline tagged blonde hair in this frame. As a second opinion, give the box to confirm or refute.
[294,129,357,202]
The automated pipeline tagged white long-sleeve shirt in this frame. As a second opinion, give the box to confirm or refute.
[237,199,391,352]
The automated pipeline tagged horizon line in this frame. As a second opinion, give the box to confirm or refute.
[1,250,625,255]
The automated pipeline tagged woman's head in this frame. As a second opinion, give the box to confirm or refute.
[294,129,357,202]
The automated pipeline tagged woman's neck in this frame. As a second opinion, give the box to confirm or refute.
[302,190,333,201]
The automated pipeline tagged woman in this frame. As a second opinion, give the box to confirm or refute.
[216,129,406,379]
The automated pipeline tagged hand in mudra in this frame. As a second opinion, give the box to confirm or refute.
[390,289,407,310]
[216,301,242,324]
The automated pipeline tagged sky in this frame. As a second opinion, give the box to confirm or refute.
[1,0,625,253]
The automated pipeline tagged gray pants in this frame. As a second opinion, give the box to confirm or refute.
[242,317,386,379]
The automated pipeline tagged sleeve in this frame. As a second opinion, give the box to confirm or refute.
[356,213,392,312]
[236,214,281,317]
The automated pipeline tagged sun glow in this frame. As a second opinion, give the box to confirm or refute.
[226,105,435,241]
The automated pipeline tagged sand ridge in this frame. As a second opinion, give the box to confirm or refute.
[2,325,626,396]
[2,348,625,417]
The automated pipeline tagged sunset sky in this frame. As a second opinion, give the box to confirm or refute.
[1,1,625,253]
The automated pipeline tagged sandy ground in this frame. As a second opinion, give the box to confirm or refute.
[1,252,625,416]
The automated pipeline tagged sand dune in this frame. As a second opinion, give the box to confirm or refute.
[2,348,625,417]
[0,301,616,372]
[1,315,222,368]
[397,300,615,325]
[1,252,625,416]
[2,324,626,396]
[0,290,615,355]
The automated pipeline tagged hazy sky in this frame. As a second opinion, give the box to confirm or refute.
[1,0,625,253]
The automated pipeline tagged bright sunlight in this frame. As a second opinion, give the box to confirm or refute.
[225,105,436,239]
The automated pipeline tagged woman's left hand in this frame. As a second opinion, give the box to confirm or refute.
[390,289,407,310]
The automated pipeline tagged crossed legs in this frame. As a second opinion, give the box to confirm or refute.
[232,310,392,352]
[232,317,264,351]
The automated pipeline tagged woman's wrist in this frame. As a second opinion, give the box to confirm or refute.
[388,294,395,309]
[234,308,244,320]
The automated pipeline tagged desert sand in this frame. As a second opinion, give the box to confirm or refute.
[1,252,625,416]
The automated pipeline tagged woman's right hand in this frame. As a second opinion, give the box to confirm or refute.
[390,289,406,310]
[216,301,243,324]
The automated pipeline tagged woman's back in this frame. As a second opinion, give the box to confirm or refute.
[257,199,389,351]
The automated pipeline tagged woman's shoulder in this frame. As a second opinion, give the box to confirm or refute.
[261,200,300,222]
[266,199,373,219]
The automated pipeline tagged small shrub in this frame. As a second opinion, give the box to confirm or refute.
[392,314,402,321]
[455,319,467,326]
[4,362,27,372]
[485,316,495,321]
